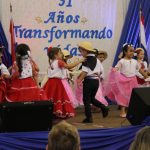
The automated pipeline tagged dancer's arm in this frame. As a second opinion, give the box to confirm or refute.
[77,71,87,86]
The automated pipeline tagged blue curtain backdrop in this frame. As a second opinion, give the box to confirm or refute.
[0,22,12,67]
[0,121,149,150]
[113,0,150,66]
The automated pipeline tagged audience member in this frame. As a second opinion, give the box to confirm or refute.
[130,126,150,150]
[47,120,80,150]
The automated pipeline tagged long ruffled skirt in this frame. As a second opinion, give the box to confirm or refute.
[5,77,48,102]
[0,80,6,102]
[61,79,79,108]
[104,70,138,107]
[43,78,75,118]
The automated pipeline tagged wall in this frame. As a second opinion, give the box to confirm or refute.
[0,0,2,20]
[0,0,130,78]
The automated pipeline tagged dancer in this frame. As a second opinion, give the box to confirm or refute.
[0,46,10,101]
[135,48,149,86]
[43,47,84,118]
[6,43,47,101]
[77,41,109,123]
[105,44,139,117]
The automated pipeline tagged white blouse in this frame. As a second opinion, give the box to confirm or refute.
[115,58,139,77]
[0,64,10,75]
[136,61,148,79]
[82,54,103,77]
[48,60,65,79]
[19,58,32,79]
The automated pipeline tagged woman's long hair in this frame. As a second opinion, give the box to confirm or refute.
[130,126,150,150]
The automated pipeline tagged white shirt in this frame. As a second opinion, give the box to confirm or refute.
[82,54,103,77]
[100,64,104,79]
[62,68,70,79]
[137,61,148,79]
[19,58,32,79]
[48,60,65,79]
[115,58,139,77]
[138,61,148,70]
[0,64,10,75]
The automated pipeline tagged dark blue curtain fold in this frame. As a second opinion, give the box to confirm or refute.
[0,124,148,150]
[0,21,12,67]
[113,0,150,66]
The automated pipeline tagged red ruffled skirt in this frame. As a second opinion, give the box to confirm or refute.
[43,78,75,118]
[0,80,6,102]
[136,76,145,85]
[5,77,48,102]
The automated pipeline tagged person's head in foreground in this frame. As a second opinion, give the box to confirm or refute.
[47,120,80,150]
[130,126,150,150]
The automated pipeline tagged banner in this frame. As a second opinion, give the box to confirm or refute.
[0,0,127,75]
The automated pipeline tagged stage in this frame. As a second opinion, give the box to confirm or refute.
[63,105,130,129]
[0,104,149,150]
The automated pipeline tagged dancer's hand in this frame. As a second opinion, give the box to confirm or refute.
[77,79,82,87]
[79,57,86,63]
[111,67,118,72]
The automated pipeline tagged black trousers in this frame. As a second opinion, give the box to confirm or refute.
[83,79,106,119]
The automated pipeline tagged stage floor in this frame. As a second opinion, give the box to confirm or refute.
[66,105,131,129]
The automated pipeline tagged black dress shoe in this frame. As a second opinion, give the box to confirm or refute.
[82,118,93,123]
[101,107,109,118]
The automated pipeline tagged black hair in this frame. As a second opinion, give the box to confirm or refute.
[47,47,61,69]
[16,43,30,74]
[122,43,133,58]
[93,48,99,56]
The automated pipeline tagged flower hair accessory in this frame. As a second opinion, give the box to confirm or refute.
[123,43,129,48]
[122,43,134,52]
[123,43,134,48]
[47,46,52,54]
